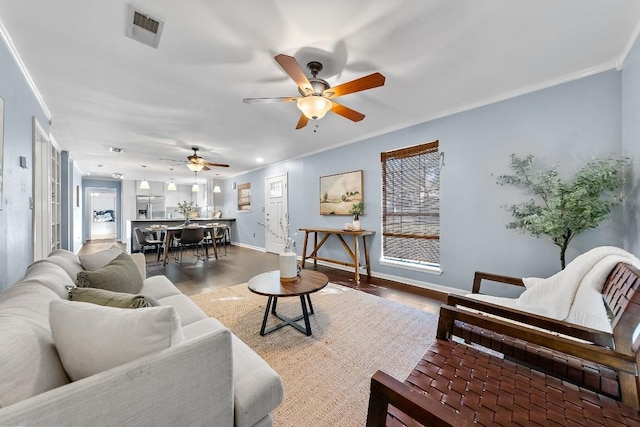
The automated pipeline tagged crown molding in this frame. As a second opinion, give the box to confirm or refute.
[0,16,52,120]
[617,17,640,70]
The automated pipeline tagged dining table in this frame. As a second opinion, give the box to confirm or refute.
[146,223,228,266]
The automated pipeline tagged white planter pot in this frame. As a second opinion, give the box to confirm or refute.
[279,252,298,282]
[352,219,361,231]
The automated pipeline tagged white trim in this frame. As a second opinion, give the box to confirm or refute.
[231,241,264,252]
[379,258,442,275]
[617,17,640,69]
[0,17,52,120]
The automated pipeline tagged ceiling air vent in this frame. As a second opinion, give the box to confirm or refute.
[125,5,164,49]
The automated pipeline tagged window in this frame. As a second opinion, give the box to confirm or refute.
[381,140,440,271]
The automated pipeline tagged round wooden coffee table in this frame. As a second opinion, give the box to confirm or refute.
[248,269,329,336]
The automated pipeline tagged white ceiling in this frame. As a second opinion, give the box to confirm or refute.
[1,1,639,185]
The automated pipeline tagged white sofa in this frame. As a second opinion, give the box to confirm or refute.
[0,249,283,426]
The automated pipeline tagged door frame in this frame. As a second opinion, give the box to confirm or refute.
[264,173,289,254]
[32,117,50,261]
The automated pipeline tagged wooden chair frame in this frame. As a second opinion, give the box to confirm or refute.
[366,262,640,426]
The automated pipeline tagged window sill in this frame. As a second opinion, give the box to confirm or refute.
[379,258,442,275]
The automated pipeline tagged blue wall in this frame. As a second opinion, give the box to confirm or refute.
[225,70,626,292]
[0,33,51,290]
[622,35,640,255]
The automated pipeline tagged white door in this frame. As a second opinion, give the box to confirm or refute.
[264,174,288,254]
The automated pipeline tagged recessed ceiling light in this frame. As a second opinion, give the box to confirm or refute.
[109,147,123,153]
[256,157,264,163]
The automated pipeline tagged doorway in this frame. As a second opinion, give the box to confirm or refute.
[88,189,117,240]
[264,173,289,254]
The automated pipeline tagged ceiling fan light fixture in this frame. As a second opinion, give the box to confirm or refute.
[187,162,205,172]
[297,96,332,120]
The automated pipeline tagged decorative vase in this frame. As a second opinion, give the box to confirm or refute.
[279,250,298,282]
[352,218,361,231]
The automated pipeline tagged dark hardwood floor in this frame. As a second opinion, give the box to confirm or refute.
[79,239,444,314]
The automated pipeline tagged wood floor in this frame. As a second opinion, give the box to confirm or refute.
[79,240,444,314]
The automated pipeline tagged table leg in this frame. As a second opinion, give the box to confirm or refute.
[260,296,274,336]
[362,234,372,279]
[353,235,360,283]
[210,230,218,259]
[301,230,309,268]
[306,294,314,315]
[271,296,278,314]
[162,230,172,266]
[300,295,312,336]
[313,232,318,267]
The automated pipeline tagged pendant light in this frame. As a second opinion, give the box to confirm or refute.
[191,172,199,192]
[139,165,150,190]
[167,167,176,191]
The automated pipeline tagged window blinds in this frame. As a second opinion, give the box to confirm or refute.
[381,140,440,265]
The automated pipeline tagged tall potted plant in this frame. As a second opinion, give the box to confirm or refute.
[498,154,628,269]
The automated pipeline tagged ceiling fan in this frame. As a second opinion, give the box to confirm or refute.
[242,54,385,129]
[161,147,229,172]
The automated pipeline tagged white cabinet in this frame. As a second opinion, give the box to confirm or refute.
[165,185,179,208]
[176,185,192,206]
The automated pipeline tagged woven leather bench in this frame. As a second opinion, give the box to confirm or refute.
[368,338,640,426]
[448,262,640,407]
[366,298,640,426]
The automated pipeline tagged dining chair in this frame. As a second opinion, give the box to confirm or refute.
[174,227,205,264]
[133,228,164,261]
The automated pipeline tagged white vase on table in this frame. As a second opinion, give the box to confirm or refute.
[279,250,298,282]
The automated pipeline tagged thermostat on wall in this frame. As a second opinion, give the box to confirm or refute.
[20,156,29,169]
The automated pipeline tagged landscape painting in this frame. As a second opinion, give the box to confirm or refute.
[319,170,363,215]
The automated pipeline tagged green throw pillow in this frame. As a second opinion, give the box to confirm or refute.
[70,287,158,309]
[76,252,144,294]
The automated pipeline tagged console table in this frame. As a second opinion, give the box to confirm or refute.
[299,228,374,283]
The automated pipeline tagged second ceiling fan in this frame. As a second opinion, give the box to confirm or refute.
[242,54,385,129]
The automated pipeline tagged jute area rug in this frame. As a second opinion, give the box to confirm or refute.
[191,283,438,427]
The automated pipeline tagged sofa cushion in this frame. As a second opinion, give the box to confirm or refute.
[46,254,84,280]
[78,245,122,271]
[140,275,183,299]
[76,252,144,294]
[0,282,70,408]
[49,300,185,381]
[156,294,208,327]
[23,260,75,299]
[70,287,159,308]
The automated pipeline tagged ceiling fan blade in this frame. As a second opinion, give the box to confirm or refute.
[203,162,230,168]
[159,157,185,163]
[202,165,211,171]
[323,72,386,98]
[242,96,298,104]
[330,102,366,122]
[274,54,313,94]
[295,114,309,130]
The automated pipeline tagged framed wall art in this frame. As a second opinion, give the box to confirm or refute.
[319,170,363,215]
[237,182,251,212]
